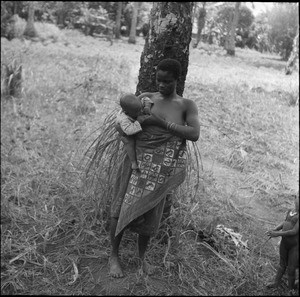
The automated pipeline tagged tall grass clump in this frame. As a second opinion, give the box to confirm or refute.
[1,31,139,295]
[1,44,24,99]
[1,58,22,98]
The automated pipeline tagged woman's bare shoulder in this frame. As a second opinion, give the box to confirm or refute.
[181,96,197,106]
[179,96,198,113]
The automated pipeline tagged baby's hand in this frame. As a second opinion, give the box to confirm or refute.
[143,107,151,115]
[137,114,151,124]
[265,230,277,238]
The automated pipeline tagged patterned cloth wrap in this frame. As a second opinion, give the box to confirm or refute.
[111,124,187,237]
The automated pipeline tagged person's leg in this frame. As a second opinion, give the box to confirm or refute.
[138,234,155,275]
[287,245,298,290]
[109,217,125,278]
[267,241,287,288]
[159,194,173,243]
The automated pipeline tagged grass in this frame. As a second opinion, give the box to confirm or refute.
[1,25,299,296]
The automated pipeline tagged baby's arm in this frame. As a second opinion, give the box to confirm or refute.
[116,113,142,136]
[121,121,142,135]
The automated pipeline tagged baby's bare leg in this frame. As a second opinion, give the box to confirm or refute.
[121,136,138,170]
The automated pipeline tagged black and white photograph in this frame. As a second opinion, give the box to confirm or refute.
[1,2,299,295]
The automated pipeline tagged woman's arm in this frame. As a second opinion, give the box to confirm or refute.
[155,99,200,142]
[168,99,200,141]
[137,94,200,142]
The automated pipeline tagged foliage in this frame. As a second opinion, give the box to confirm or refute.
[198,2,298,58]
[1,1,14,37]
[215,4,254,47]
[245,13,272,52]
[267,3,299,60]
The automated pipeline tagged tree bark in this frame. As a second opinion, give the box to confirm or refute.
[128,2,139,44]
[225,2,241,56]
[115,2,122,39]
[136,2,194,96]
[193,2,206,48]
[285,26,299,75]
[23,1,37,38]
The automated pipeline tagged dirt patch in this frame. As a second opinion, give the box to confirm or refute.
[201,157,296,219]
[200,157,292,253]
[79,256,177,296]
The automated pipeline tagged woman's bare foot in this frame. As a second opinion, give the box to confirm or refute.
[109,256,124,278]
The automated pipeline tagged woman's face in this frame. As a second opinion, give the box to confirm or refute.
[156,70,177,95]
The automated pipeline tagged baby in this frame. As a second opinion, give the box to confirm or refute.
[115,93,153,170]
[265,193,299,294]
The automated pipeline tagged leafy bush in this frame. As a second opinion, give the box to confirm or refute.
[215,4,254,48]
[267,3,299,60]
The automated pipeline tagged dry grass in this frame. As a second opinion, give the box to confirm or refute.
[1,28,299,295]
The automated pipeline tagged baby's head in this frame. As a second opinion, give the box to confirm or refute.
[120,93,142,118]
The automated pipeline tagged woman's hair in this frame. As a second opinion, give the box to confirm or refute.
[157,59,182,80]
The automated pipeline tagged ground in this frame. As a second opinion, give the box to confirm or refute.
[1,29,299,295]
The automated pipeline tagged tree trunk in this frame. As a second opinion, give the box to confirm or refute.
[193,2,206,48]
[285,26,299,75]
[128,2,138,44]
[191,2,197,35]
[115,2,122,39]
[136,2,194,96]
[225,2,240,56]
[23,1,37,38]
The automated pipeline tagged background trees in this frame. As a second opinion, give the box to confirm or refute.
[128,2,139,44]
[213,3,253,49]
[115,2,122,39]
[224,2,241,55]
[0,2,298,61]
[193,2,207,49]
[23,1,37,38]
[267,2,299,60]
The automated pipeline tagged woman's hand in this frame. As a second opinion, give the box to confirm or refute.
[138,112,165,127]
